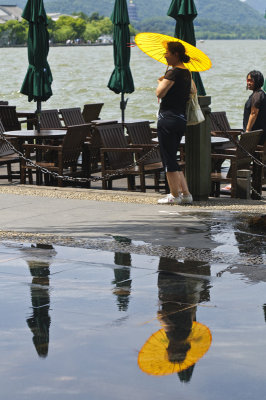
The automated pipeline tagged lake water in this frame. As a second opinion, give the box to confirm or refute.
[0,40,265,128]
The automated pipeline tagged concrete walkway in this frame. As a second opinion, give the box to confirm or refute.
[0,184,265,251]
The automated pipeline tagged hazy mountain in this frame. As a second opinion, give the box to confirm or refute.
[244,0,266,14]
[4,0,266,27]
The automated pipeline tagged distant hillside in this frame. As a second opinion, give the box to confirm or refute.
[4,0,266,27]
[245,0,266,14]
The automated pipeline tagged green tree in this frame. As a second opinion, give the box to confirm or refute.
[72,12,89,21]
[83,24,101,42]
[54,15,86,40]
[3,19,28,44]
[88,12,104,22]
[92,17,113,35]
[53,25,76,43]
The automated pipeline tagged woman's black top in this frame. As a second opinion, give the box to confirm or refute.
[243,89,266,144]
[159,68,191,115]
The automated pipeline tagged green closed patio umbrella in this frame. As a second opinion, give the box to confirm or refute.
[167,0,206,96]
[20,0,53,132]
[108,0,134,123]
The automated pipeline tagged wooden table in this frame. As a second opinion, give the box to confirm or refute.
[3,129,67,149]
[3,130,67,184]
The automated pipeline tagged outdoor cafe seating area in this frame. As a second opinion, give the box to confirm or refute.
[0,102,265,199]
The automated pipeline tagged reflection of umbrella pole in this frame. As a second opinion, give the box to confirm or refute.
[35,100,41,133]
[120,93,128,124]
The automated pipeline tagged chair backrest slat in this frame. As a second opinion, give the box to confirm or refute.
[82,103,104,122]
[59,107,85,126]
[0,105,20,131]
[0,119,15,156]
[96,123,133,169]
[236,129,263,169]
[62,124,91,164]
[209,111,231,131]
[40,109,62,129]
[125,121,162,164]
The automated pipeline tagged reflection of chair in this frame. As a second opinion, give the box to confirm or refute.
[82,103,104,122]
[59,107,85,126]
[211,129,263,197]
[0,119,20,181]
[96,123,164,191]
[20,124,91,186]
[40,109,64,129]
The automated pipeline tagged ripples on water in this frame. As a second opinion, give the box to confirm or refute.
[0,41,265,127]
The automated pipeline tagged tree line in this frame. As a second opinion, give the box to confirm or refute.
[0,10,265,46]
[0,12,138,46]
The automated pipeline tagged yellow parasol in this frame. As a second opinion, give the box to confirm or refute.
[135,32,212,72]
[138,321,212,376]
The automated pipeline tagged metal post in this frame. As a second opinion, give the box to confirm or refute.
[185,96,212,201]
[35,100,41,133]
[236,169,251,199]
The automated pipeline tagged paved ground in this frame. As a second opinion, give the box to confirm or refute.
[0,183,265,253]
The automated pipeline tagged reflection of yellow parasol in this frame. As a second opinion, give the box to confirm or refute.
[135,32,212,72]
[138,321,212,376]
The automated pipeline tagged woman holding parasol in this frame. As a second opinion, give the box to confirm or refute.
[135,33,212,203]
[156,41,194,204]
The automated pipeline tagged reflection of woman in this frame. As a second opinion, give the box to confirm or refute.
[156,41,193,205]
[244,70,266,145]
[138,259,212,379]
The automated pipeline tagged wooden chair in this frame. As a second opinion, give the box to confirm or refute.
[20,124,91,187]
[40,109,64,129]
[126,120,185,173]
[125,121,161,160]
[59,107,85,126]
[125,121,169,190]
[82,103,104,123]
[0,105,21,131]
[211,129,264,198]
[0,119,20,181]
[209,111,243,137]
[95,123,164,191]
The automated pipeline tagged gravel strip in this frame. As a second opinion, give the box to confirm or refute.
[1,230,265,266]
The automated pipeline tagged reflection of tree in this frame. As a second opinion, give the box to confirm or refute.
[112,237,132,312]
[158,257,211,383]
[22,244,55,358]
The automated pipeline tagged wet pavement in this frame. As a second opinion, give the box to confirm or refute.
[0,190,265,399]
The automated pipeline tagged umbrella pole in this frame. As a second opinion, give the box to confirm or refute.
[120,93,125,124]
[36,100,41,133]
[120,93,129,125]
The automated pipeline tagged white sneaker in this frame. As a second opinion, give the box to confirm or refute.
[158,193,181,205]
[181,193,193,204]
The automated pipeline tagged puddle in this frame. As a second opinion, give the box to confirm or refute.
[0,213,265,399]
